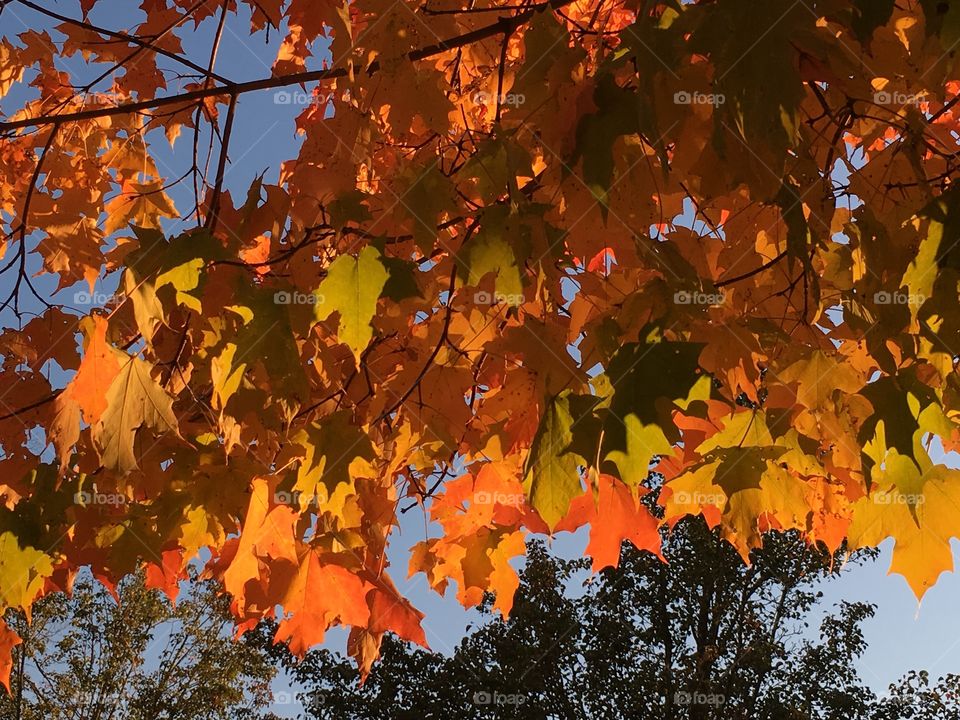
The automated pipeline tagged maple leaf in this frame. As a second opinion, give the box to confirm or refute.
[220,477,299,611]
[292,411,375,514]
[410,523,527,618]
[558,472,663,571]
[144,548,184,605]
[103,181,179,235]
[603,415,673,487]
[39,217,103,291]
[7,0,960,684]
[459,205,525,306]
[274,548,372,655]
[93,355,182,473]
[523,392,592,529]
[776,351,864,411]
[313,246,389,364]
[848,447,960,598]
[0,41,24,100]
[0,619,17,694]
[49,316,123,473]
[0,533,53,618]
[349,576,428,677]
[0,620,20,694]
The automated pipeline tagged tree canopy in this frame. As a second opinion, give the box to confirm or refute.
[256,524,960,719]
[0,569,274,720]
[1,0,960,685]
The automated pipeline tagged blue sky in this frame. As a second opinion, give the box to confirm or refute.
[1,2,958,711]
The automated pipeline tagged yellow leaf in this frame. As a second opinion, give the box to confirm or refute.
[103,181,179,235]
[0,533,53,618]
[313,246,388,363]
[93,355,181,473]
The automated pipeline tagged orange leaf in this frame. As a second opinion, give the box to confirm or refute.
[221,477,299,613]
[559,473,663,572]
[144,548,183,605]
[49,315,122,472]
[0,618,20,695]
[273,549,371,656]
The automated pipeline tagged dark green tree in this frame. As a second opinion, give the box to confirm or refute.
[254,516,957,720]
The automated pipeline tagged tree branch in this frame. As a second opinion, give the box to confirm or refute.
[0,0,577,133]
[15,0,233,86]
[713,251,788,289]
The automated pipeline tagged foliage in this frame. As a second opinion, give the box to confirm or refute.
[0,569,275,720]
[257,523,954,719]
[2,0,960,682]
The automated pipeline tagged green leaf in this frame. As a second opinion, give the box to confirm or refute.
[124,228,225,338]
[858,370,940,480]
[851,0,895,44]
[523,392,593,528]
[313,246,389,363]
[603,340,703,446]
[217,283,310,417]
[293,410,375,512]
[459,206,525,306]
[921,0,960,50]
[603,415,673,488]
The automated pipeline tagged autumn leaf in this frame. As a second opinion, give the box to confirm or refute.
[848,447,960,598]
[0,619,20,694]
[103,181,179,235]
[411,527,527,618]
[523,392,592,529]
[292,410,375,515]
[603,415,673,488]
[274,548,372,655]
[144,548,184,605]
[93,355,182,473]
[49,316,123,473]
[5,0,960,684]
[459,205,525,305]
[558,472,663,571]
[348,576,428,677]
[0,533,53,617]
[220,477,299,612]
[313,246,388,363]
